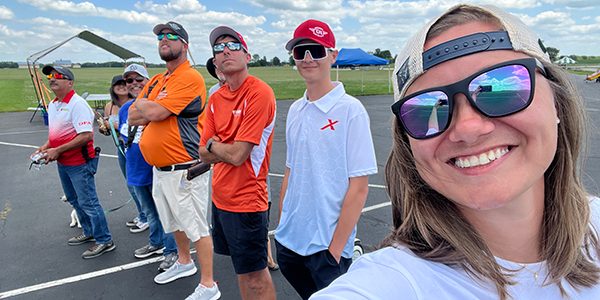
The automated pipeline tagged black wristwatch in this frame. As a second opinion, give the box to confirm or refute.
[206,138,214,153]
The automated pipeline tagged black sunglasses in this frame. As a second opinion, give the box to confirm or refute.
[391,58,546,139]
[125,77,145,84]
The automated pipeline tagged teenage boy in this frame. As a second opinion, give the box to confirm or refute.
[199,26,276,300]
[274,19,378,300]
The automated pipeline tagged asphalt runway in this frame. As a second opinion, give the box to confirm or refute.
[1,73,599,299]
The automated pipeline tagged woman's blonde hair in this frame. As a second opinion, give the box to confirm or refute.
[381,6,599,300]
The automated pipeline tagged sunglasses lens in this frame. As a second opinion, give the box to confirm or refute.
[398,91,450,138]
[293,45,327,61]
[166,33,178,40]
[468,64,532,117]
[213,44,225,53]
[226,42,241,51]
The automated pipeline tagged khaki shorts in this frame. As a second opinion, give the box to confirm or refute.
[152,167,210,242]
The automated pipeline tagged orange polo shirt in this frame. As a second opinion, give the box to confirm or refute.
[138,61,207,167]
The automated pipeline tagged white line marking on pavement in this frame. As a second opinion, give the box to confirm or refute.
[0,130,49,136]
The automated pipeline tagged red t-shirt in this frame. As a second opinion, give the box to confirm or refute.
[201,76,276,212]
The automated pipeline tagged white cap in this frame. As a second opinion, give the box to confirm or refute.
[123,63,149,79]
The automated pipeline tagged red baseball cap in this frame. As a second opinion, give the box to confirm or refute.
[285,19,335,51]
[210,26,248,52]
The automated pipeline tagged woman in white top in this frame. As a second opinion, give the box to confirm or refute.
[312,4,600,300]
[99,74,133,135]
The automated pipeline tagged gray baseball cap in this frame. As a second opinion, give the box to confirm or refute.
[153,21,189,44]
[123,63,149,79]
[42,65,75,81]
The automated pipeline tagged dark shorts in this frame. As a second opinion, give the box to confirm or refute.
[212,202,269,274]
[275,240,352,300]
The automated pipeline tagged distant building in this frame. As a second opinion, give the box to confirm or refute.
[54,60,72,67]
[72,63,81,68]
[18,62,40,69]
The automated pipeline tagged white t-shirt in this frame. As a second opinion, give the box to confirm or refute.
[311,197,600,299]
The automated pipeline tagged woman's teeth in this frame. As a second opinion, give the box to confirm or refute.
[454,147,509,168]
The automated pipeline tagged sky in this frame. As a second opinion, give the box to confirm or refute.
[1,0,599,65]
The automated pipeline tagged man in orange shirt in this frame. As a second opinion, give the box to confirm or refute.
[199,26,276,300]
[128,21,220,300]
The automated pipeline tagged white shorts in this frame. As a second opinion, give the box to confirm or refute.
[152,167,210,242]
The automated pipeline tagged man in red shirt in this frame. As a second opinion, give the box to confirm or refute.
[32,66,114,259]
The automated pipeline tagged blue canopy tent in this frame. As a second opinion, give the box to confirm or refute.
[332,48,391,92]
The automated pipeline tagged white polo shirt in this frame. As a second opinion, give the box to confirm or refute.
[48,90,95,165]
[275,82,377,258]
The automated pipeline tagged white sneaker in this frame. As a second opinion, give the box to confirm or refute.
[185,282,221,300]
[154,261,197,284]
[130,221,149,233]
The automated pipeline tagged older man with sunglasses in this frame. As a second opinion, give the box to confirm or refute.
[274,19,377,300]
[32,66,115,259]
[117,64,180,275]
[199,26,276,300]
[128,22,220,300]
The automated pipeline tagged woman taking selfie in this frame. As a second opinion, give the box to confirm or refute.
[312,4,600,299]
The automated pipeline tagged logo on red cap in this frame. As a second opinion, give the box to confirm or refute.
[309,27,328,38]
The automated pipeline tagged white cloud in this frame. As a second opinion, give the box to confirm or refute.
[541,0,600,8]
[475,0,539,9]
[134,0,206,14]
[18,0,162,24]
[242,0,343,11]
[0,6,15,19]
[582,16,590,20]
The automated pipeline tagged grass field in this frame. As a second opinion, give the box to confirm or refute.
[0,66,393,113]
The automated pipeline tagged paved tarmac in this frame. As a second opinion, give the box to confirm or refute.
[0,73,599,299]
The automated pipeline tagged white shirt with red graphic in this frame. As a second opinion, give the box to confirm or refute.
[48,90,96,166]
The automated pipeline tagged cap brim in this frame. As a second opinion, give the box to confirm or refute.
[206,58,218,79]
[210,26,240,47]
[153,24,170,35]
[285,37,320,51]
[42,65,56,75]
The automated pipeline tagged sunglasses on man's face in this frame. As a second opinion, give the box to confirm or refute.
[157,33,180,41]
[125,77,145,84]
[293,43,333,61]
[47,74,69,80]
[391,58,547,140]
[213,41,244,53]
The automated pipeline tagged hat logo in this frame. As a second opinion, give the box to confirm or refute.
[129,65,137,70]
[169,23,181,30]
[309,27,328,38]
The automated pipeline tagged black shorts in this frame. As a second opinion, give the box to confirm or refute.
[211,202,269,274]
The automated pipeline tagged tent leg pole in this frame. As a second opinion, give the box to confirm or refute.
[336,65,339,81]
[389,66,391,93]
[361,69,364,92]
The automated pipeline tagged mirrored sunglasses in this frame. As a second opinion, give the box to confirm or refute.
[391,58,547,140]
[293,43,333,61]
[213,41,244,53]
[47,74,69,80]
[125,77,145,84]
[157,33,180,41]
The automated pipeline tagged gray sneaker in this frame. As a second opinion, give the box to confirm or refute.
[154,260,197,284]
[82,242,116,259]
[134,243,165,259]
[185,282,221,300]
[126,216,140,227]
[158,252,179,272]
[68,233,95,246]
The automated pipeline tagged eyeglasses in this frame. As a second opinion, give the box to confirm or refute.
[391,58,547,140]
[213,41,244,53]
[47,74,69,80]
[125,77,145,84]
[157,33,180,41]
[293,43,333,61]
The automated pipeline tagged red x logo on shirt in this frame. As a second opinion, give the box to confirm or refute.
[321,119,339,131]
